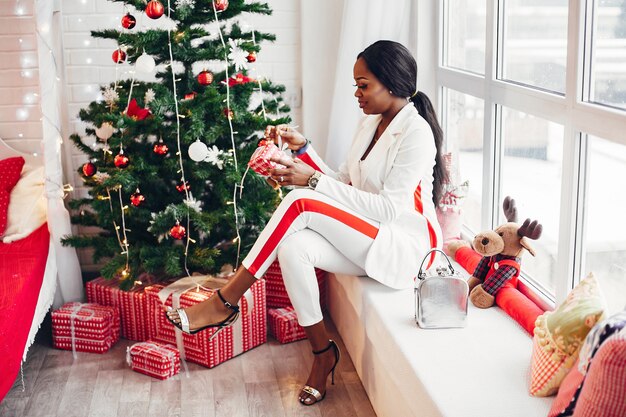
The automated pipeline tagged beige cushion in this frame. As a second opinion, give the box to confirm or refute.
[2,166,46,243]
[529,273,606,396]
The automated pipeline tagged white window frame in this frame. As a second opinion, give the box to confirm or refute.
[416,0,626,306]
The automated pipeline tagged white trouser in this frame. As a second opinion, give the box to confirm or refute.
[241,189,380,326]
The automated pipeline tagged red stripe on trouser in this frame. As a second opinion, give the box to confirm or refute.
[414,183,438,268]
[247,198,378,275]
[297,152,322,172]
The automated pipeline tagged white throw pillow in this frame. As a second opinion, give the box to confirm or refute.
[2,166,47,243]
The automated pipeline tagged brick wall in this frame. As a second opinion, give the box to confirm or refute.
[0,1,43,155]
[60,0,301,270]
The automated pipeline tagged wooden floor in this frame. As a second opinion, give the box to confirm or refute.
[1,318,377,417]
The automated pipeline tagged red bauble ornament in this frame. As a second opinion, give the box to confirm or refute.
[183,92,197,101]
[213,0,229,12]
[223,107,234,119]
[130,189,145,207]
[145,0,164,19]
[82,161,97,177]
[153,141,169,155]
[112,49,126,64]
[246,51,257,63]
[176,181,190,192]
[114,151,130,168]
[121,13,136,29]
[197,70,214,86]
[169,223,186,240]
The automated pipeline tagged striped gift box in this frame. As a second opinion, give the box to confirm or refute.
[263,261,327,309]
[126,340,180,380]
[268,307,306,344]
[52,302,120,354]
[145,277,267,368]
[86,277,150,341]
[247,141,284,176]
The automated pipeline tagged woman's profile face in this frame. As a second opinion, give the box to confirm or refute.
[353,57,392,115]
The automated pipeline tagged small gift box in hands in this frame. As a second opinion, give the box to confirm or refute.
[248,139,285,177]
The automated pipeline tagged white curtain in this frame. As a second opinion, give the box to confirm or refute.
[324,0,415,169]
[36,0,83,308]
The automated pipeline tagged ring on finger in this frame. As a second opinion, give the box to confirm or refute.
[280,176,284,182]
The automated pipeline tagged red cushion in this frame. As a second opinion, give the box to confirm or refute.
[548,358,585,417]
[0,157,25,235]
[573,332,626,417]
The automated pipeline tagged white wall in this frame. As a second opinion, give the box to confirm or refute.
[0,1,43,155]
[59,0,302,270]
[300,0,344,159]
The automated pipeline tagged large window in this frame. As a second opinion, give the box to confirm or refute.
[436,0,626,311]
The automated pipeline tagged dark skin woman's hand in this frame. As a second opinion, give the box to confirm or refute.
[269,154,316,187]
[265,124,307,151]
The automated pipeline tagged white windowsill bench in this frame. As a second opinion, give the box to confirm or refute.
[327,265,553,417]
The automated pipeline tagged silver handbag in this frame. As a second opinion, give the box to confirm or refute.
[414,249,469,329]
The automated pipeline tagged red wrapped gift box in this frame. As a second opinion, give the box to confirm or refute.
[264,260,327,309]
[126,340,180,380]
[86,276,149,341]
[247,141,284,176]
[52,302,120,354]
[145,276,266,368]
[268,307,307,344]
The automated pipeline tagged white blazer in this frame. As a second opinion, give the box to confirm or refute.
[305,103,443,289]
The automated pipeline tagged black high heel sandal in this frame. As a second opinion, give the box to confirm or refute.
[300,339,341,406]
[164,289,240,339]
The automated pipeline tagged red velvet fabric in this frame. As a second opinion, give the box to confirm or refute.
[0,157,25,235]
[0,223,50,401]
[452,244,544,336]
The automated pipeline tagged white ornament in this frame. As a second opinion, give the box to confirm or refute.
[205,145,225,169]
[188,140,209,162]
[228,38,248,71]
[136,52,156,73]
[184,194,202,211]
[95,122,115,140]
[103,87,119,106]
[144,88,156,104]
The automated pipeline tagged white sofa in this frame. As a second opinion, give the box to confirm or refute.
[327,268,553,417]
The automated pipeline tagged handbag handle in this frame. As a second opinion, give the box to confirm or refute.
[417,248,455,280]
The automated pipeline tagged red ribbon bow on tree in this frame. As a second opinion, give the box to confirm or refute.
[125,98,151,120]
[225,73,255,87]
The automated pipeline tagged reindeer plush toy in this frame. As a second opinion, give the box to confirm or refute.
[450,196,543,308]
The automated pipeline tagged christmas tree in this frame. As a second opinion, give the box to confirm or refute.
[63,0,290,289]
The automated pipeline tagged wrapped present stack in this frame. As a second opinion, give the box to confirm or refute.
[145,275,267,368]
[52,302,120,354]
[126,340,180,380]
[86,276,150,341]
[264,261,327,309]
[268,307,307,344]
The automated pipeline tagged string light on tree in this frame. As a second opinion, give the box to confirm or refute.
[145,0,165,19]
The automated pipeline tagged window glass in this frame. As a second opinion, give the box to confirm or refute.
[588,0,626,111]
[501,0,568,93]
[500,107,564,293]
[444,88,485,233]
[444,0,486,74]
[583,135,626,314]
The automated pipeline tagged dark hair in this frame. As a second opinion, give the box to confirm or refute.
[357,40,446,206]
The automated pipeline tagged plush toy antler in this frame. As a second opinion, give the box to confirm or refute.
[447,196,543,308]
